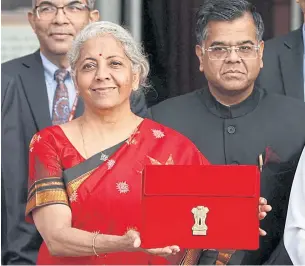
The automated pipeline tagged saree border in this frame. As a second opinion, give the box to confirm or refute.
[63,140,125,196]
[26,184,69,216]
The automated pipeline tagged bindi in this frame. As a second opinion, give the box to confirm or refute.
[97,53,105,59]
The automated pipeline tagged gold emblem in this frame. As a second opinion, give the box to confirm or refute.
[192,206,209,235]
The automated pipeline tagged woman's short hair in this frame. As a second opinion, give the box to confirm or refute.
[68,21,150,90]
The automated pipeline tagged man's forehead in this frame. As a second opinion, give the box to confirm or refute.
[35,0,87,5]
[208,13,256,30]
[206,18,257,41]
[207,26,257,39]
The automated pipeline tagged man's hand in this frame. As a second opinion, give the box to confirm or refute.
[258,197,272,236]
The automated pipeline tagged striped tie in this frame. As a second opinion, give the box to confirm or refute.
[52,69,70,125]
[180,249,202,265]
[216,250,235,265]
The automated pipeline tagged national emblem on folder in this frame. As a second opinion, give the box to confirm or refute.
[192,206,209,235]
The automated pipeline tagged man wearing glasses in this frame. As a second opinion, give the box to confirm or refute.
[1,1,147,265]
[149,0,305,264]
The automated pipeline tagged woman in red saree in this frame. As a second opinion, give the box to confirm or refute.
[25,21,209,265]
[25,21,270,265]
[27,118,208,265]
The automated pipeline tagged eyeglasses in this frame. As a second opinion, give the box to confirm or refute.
[203,44,261,60]
[35,2,90,20]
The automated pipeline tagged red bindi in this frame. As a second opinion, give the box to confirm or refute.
[99,53,102,56]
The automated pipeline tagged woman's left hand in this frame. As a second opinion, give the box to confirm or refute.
[124,230,180,257]
[258,197,272,236]
[143,245,180,257]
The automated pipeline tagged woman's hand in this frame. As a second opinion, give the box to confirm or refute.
[258,197,272,236]
[143,246,180,257]
[123,230,180,257]
[122,230,142,251]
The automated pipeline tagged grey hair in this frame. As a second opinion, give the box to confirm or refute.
[195,0,264,45]
[68,21,150,89]
[32,0,96,9]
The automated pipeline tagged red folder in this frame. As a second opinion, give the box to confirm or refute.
[141,165,260,250]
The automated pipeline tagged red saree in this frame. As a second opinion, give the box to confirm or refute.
[26,118,209,265]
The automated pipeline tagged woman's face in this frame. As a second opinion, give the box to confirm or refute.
[74,34,139,111]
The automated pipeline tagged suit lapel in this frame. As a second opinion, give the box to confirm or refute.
[279,27,304,99]
[20,51,84,126]
[20,51,52,130]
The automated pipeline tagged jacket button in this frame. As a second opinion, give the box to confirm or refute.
[227,125,236,134]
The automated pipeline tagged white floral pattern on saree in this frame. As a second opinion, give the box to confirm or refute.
[29,134,42,152]
[116,181,130,194]
[107,159,116,170]
[69,191,78,203]
[151,129,165,139]
[147,154,175,165]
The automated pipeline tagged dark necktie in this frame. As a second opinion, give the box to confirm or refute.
[52,69,70,125]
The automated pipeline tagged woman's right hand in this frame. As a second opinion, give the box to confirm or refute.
[123,230,180,257]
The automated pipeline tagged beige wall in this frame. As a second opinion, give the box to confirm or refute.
[1,0,301,63]
[1,10,39,63]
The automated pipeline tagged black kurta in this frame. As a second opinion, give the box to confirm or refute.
[149,88,305,264]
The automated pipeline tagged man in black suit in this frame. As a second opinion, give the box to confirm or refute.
[149,0,305,264]
[256,0,304,100]
[1,0,147,264]
[1,74,40,265]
